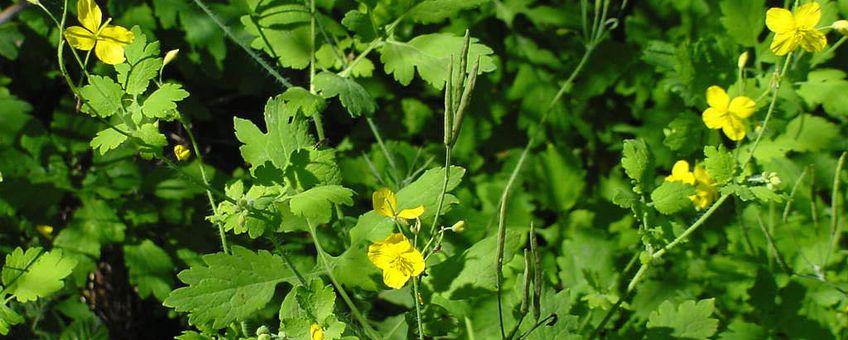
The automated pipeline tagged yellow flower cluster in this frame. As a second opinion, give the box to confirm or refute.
[665,160,717,210]
[368,188,426,289]
[63,0,134,65]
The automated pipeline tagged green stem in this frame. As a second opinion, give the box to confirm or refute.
[306,221,381,339]
[591,194,731,337]
[741,54,792,171]
[494,43,596,339]
[308,0,326,141]
[426,146,452,245]
[180,119,228,254]
[825,152,847,267]
[192,0,293,88]
[366,116,401,187]
[412,278,425,340]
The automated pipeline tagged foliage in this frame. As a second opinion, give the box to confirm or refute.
[1,0,847,339]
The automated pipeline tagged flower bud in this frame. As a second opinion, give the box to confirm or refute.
[833,20,848,36]
[36,224,54,238]
[256,325,270,336]
[174,144,191,161]
[163,49,180,67]
[450,220,466,233]
[737,51,749,70]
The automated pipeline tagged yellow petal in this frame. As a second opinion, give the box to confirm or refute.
[63,26,96,51]
[372,188,397,218]
[310,324,324,340]
[382,267,411,289]
[77,0,102,33]
[666,160,695,185]
[793,2,821,28]
[99,25,135,46]
[397,206,424,219]
[702,107,726,130]
[721,116,746,141]
[367,242,395,270]
[798,29,827,53]
[706,86,729,110]
[94,39,126,65]
[693,165,714,186]
[766,7,795,33]
[728,96,756,119]
[770,31,798,56]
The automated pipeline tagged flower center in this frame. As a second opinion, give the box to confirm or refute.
[390,255,415,275]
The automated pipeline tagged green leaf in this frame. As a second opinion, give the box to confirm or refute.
[647,298,719,339]
[379,33,496,89]
[2,247,77,302]
[341,10,377,42]
[0,24,24,60]
[241,3,311,69]
[289,185,354,224]
[703,145,734,184]
[0,303,23,336]
[281,87,326,117]
[142,83,189,119]
[124,240,174,300]
[163,246,295,329]
[719,0,765,47]
[313,72,376,117]
[406,0,490,24]
[797,69,848,117]
[234,95,314,176]
[79,75,124,118]
[279,279,347,339]
[622,139,654,193]
[429,230,524,299]
[115,27,163,95]
[90,125,129,155]
[651,181,694,215]
[775,114,839,153]
[133,123,168,152]
[750,186,783,203]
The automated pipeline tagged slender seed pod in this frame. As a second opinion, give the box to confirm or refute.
[521,248,531,315]
[451,56,480,145]
[530,221,542,320]
[444,58,454,145]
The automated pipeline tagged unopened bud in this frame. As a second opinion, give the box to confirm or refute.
[256,325,270,336]
[833,20,848,36]
[36,224,54,238]
[163,49,180,67]
[737,51,749,70]
[450,220,466,233]
[174,144,191,161]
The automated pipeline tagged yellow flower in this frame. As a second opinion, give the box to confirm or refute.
[766,2,827,56]
[63,0,134,65]
[372,188,424,221]
[666,160,717,210]
[35,224,54,238]
[367,233,425,289]
[702,86,755,141]
[174,145,191,161]
[310,323,324,340]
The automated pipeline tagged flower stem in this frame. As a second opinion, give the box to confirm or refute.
[306,221,381,339]
[180,119,228,254]
[308,0,326,141]
[412,278,425,340]
[741,53,793,171]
